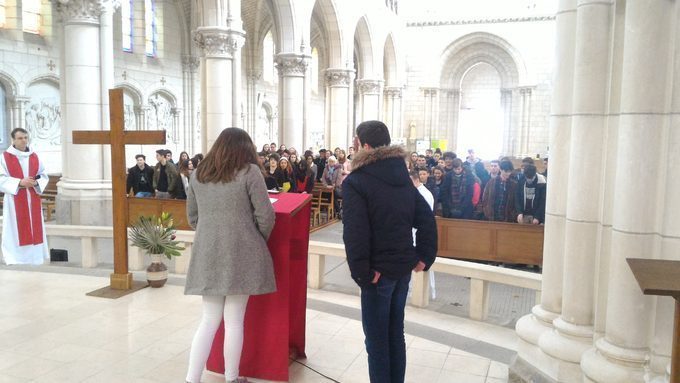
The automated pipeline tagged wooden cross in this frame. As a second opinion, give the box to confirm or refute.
[73,88,166,290]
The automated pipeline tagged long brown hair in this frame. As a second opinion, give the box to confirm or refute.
[195,128,258,183]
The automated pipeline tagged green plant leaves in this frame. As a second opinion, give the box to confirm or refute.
[129,212,186,259]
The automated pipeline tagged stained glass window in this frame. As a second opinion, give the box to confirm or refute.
[22,0,41,34]
[0,0,6,28]
[311,47,319,94]
[144,0,157,56]
[122,0,133,52]
[263,31,274,83]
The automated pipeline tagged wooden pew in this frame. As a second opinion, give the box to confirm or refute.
[127,197,192,230]
[436,217,544,266]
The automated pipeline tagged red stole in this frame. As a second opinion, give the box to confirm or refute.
[3,151,43,246]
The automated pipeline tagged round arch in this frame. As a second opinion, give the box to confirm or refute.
[0,71,20,97]
[439,32,526,89]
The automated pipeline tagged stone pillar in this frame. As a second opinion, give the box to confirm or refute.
[446,90,461,150]
[244,70,260,138]
[275,53,308,151]
[324,69,354,150]
[182,55,199,154]
[518,87,533,156]
[421,88,438,140]
[55,0,113,226]
[537,1,612,381]
[100,3,116,181]
[356,79,382,122]
[500,89,513,156]
[194,26,244,153]
[580,1,673,382]
[511,0,576,381]
[12,96,30,130]
[383,86,402,138]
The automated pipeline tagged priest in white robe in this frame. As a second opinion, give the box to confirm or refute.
[0,128,49,265]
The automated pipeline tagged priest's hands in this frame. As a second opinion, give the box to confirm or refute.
[19,178,37,188]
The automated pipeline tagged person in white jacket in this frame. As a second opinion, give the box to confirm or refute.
[410,169,436,299]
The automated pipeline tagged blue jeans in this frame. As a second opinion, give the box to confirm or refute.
[360,273,411,383]
[135,191,153,198]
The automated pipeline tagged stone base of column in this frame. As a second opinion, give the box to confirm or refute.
[511,306,561,382]
[56,179,113,226]
[534,318,593,382]
[580,338,647,383]
[509,355,558,383]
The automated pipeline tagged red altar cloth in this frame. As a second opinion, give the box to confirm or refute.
[206,192,312,381]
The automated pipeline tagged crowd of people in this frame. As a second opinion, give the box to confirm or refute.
[125,142,548,226]
[407,148,548,225]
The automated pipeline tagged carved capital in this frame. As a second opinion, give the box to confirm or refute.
[57,0,113,24]
[325,69,354,87]
[356,79,383,95]
[182,55,200,72]
[519,87,533,96]
[421,87,439,97]
[194,27,244,59]
[384,86,403,98]
[275,53,309,77]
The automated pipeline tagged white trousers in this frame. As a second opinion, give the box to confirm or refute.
[186,295,249,383]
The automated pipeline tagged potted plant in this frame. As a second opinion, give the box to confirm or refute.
[129,212,185,287]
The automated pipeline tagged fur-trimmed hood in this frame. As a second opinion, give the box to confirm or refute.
[350,145,407,171]
[348,145,410,187]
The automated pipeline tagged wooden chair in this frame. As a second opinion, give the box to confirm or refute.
[316,186,334,220]
[310,189,322,227]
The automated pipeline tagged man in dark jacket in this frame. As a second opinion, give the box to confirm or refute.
[314,149,328,182]
[153,149,179,199]
[343,120,437,383]
[126,154,155,197]
[440,158,478,219]
[515,164,546,224]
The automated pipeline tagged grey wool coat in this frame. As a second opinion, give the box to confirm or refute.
[184,164,277,296]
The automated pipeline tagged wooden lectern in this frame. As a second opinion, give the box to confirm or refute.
[207,192,312,381]
[627,258,680,383]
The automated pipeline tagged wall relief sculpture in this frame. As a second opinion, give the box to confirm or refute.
[147,93,173,138]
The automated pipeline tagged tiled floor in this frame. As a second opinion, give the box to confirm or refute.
[0,270,512,382]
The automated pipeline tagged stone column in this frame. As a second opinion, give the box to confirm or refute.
[100,2,116,181]
[500,89,513,155]
[511,0,576,381]
[12,96,30,130]
[356,79,382,122]
[518,87,533,156]
[537,1,613,381]
[55,0,113,226]
[581,1,673,382]
[324,69,354,150]
[244,70,261,138]
[447,90,461,150]
[383,86,402,138]
[182,55,199,154]
[194,26,244,152]
[275,53,308,151]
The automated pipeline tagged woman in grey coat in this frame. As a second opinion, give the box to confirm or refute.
[185,128,276,383]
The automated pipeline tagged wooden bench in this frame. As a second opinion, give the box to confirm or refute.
[436,217,544,266]
[40,175,60,221]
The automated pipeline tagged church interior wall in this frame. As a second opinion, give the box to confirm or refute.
[402,18,554,158]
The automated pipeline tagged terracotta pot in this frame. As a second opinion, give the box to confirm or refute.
[146,253,168,288]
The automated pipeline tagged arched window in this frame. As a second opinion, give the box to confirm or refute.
[0,0,6,28]
[122,0,133,52]
[144,0,157,56]
[22,0,41,34]
[262,30,274,84]
[311,47,319,94]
